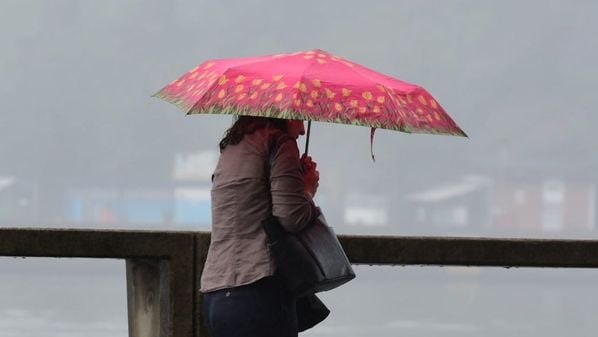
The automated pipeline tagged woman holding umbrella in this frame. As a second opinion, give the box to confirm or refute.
[153,49,467,336]
[200,116,320,337]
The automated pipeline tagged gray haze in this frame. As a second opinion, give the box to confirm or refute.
[1,1,598,336]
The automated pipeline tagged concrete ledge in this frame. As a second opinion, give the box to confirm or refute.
[0,227,194,258]
[0,228,195,337]
[192,232,598,268]
[337,235,598,268]
[6,228,598,269]
[4,228,598,337]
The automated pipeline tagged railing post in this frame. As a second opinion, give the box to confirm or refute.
[126,259,171,337]
[195,233,211,337]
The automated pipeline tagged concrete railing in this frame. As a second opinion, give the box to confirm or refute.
[2,228,598,337]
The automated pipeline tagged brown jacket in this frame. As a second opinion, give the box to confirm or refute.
[200,127,316,292]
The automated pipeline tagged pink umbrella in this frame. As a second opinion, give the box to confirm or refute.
[154,49,466,158]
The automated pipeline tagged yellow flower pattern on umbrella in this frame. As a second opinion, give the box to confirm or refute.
[218,75,228,85]
[324,88,336,99]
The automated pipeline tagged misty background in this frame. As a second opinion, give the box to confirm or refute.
[1,1,597,336]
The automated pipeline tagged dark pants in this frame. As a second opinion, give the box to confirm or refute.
[202,275,298,337]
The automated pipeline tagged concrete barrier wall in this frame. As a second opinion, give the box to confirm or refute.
[0,228,195,337]
[3,228,598,337]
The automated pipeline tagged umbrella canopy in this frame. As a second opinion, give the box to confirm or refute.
[153,49,466,138]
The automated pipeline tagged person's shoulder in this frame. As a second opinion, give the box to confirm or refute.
[271,130,293,147]
[264,128,293,152]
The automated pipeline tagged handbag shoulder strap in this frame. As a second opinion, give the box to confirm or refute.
[263,130,293,240]
[265,130,320,229]
[266,130,293,180]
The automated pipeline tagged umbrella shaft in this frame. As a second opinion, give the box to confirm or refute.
[304,120,311,156]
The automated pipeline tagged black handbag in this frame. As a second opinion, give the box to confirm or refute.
[296,293,330,332]
[263,210,355,297]
[263,132,356,297]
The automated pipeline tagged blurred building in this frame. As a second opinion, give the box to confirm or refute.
[0,176,38,226]
[492,168,596,235]
[60,150,218,229]
[406,170,596,236]
[343,192,390,228]
[406,176,493,234]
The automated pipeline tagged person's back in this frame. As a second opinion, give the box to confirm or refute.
[201,116,319,337]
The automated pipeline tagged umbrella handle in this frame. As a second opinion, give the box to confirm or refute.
[304,120,311,156]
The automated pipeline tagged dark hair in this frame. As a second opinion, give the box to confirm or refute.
[219,116,288,152]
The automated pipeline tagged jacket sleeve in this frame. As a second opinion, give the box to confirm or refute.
[270,137,317,233]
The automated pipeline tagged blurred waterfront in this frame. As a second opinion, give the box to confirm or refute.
[0,258,127,337]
